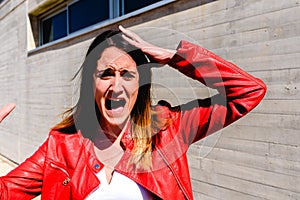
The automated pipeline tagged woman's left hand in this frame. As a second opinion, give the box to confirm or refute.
[0,103,16,123]
[119,25,176,65]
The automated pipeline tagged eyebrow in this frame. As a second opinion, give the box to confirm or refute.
[95,68,137,74]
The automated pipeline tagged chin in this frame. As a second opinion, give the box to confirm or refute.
[103,114,129,129]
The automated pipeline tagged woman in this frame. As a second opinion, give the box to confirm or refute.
[0,25,266,199]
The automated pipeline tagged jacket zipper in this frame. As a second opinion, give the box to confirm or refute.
[156,147,190,199]
[50,163,71,186]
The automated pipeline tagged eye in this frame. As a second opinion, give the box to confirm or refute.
[121,70,136,80]
[96,68,115,79]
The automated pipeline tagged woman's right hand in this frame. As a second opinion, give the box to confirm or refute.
[0,103,16,123]
[119,25,176,65]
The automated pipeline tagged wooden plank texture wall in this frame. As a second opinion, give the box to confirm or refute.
[0,0,299,199]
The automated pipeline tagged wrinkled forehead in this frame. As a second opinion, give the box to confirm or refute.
[97,46,137,69]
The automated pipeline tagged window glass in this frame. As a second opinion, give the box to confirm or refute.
[40,0,164,45]
[42,10,67,44]
[122,0,162,14]
[69,0,109,33]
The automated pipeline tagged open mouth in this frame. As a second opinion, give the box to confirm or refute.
[105,99,126,110]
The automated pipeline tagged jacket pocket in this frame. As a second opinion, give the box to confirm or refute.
[42,162,72,200]
[50,163,71,186]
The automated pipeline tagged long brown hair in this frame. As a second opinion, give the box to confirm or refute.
[53,29,167,170]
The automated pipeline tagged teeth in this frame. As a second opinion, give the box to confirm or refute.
[105,99,126,110]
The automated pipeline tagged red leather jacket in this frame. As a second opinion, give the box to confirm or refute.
[0,41,266,200]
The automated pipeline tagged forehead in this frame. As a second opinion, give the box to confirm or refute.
[97,46,136,69]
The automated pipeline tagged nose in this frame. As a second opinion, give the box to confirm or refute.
[110,73,123,94]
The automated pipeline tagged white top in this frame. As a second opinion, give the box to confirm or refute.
[85,168,153,200]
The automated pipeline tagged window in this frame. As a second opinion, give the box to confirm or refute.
[40,0,163,45]
[41,10,67,44]
[69,0,109,33]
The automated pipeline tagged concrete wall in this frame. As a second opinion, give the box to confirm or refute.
[0,0,29,162]
[0,0,299,199]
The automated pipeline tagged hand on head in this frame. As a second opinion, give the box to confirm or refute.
[0,103,16,123]
[118,25,176,65]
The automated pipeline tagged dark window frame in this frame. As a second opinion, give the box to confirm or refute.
[40,9,68,45]
[37,0,173,47]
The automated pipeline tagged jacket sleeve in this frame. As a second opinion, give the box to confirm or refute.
[0,139,48,199]
[167,40,266,144]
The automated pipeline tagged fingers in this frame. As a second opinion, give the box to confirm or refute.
[118,25,140,42]
[121,34,140,48]
[0,103,16,123]
[118,25,174,64]
[118,25,145,48]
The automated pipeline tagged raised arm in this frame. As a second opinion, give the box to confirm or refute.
[119,25,266,144]
[168,40,266,143]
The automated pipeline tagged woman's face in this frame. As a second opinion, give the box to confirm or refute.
[94,46,139,129]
